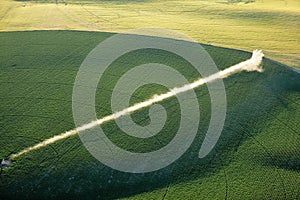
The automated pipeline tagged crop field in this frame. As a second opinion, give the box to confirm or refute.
[0,30,299,199]
[0,0,299,68]
[0,0,300,199]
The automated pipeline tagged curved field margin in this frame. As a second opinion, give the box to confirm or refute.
[0,0,299,68]
[0,30,299,199]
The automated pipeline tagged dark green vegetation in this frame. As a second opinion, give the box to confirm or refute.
[0,31,299,199]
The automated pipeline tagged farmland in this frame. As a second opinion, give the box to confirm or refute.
[0,30,299,199]
[0,0,300,199]
[0,0,299,68]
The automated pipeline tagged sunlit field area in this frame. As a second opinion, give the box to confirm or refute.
[0,0,299,199]
[0,0,299,68]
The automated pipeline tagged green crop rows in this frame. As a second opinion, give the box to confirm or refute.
[0,31,299,199]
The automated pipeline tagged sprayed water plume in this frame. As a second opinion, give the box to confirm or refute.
[10,50,264,160]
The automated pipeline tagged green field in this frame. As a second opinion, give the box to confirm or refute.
[1,0,299,69]
[0,30,299,199]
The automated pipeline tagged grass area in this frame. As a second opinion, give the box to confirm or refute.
[0,30,299,199]
[0,0,299,68]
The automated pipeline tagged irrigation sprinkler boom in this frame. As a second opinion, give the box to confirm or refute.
[2,50,264,168]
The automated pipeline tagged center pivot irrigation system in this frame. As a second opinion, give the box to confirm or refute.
[1,50,264,170]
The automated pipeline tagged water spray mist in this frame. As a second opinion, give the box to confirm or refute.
[5,50,264,166]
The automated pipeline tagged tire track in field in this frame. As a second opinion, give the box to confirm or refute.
[236,121,287,199]
[0,3,14,23]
